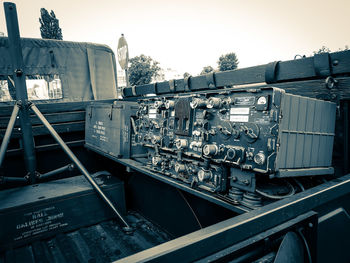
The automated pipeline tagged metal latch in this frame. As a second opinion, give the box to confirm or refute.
[88,106,93,119]
[108,105,113,120]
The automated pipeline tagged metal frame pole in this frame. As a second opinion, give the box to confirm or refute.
[38,163,74,180]
[0,103,20,167]
[30,103,132,231]
[0,176,27,184]
[4,2,36,183]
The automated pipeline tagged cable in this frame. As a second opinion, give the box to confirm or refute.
[256,180,296,200]
[293,178,305,191]
[297,228,313,263]
[176,189,203,229]
[130,117,138,135]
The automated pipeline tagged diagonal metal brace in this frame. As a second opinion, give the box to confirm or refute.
[29,103,133,232]
[0,102,20,168]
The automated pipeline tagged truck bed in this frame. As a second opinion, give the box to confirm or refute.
[0,212,171,263]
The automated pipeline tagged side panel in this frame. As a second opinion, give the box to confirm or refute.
[85,101,142,159]
[276,93,336,170]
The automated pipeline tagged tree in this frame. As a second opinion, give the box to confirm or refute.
[39,8,63,40]
[218,52,239,71]
[313,46,331,55]
[200,66,214,75]
[183,72,191,78]
[312,45,349,56]
[128,54,161,86]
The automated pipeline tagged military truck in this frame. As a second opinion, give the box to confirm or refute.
[1,2,350,263]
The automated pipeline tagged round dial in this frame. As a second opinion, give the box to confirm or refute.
[257,96,267,105]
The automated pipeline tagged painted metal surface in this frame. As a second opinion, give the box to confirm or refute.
[4,2,36,183]
[116,174,350,262]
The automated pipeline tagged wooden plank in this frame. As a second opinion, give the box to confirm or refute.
[79,225,122,262]
[12,246,35,263]
[0,111,85,129]
[273,76,350,100]
[343,101,349,173]
[43,239,67,263]
[54,234,80,263]
[99,221,139,259]
[214,65,266,87]
[124,50,350,97]
[31,121,85,137]
[0,121,85,139]
[5,140,85,156]
[31,241,53,263]
[36,99,115,114]
[1,212,171,263]
[66,232,94,263]
[331,51,350,75]
[0,99,115,117]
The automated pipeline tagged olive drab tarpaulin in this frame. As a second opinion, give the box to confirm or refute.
[0,37,118,102]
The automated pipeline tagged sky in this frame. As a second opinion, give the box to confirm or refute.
[0,0,349,76]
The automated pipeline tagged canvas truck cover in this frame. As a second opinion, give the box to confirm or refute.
[0,37,118,102]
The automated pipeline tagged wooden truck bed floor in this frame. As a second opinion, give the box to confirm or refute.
[0,211,171,263]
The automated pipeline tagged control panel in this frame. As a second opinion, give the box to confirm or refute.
[132,87,336,198]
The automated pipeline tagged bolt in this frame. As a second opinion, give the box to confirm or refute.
[243,179,250,185]
[308,222,313,228]
[332,60,339,66]
[14,69,23,76]
[231,176,237,182]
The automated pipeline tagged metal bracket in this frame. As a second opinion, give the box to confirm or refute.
[131,85,137,96]
[169,79,176,92]
[184,76,191,91]
[14,68,23,76]
[265,61,280,84]
[49,50,56,68]
[88,106,93,119]
[108,104,113,120]
[325,76,338,90]
[314,53,332,77]
[206,72,216,89]
[230,168,256,193]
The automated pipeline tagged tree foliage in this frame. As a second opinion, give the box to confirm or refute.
[313,46,331,55]
[218,52,239,71]
[129,54,161,86]
[39,8,63,40]
[313,45,349,55]
[183,72,191,78]
[200,66,214,75]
